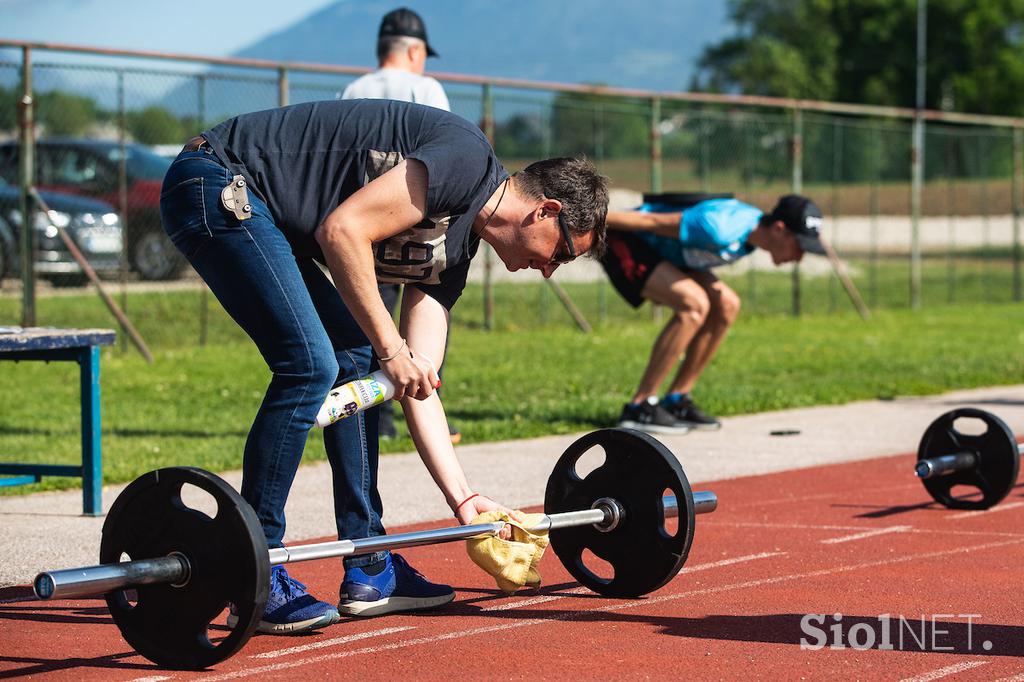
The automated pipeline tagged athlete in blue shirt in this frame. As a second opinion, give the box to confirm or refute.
[601,194,826,433]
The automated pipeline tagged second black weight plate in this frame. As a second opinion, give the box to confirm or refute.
[99,467,269,670]
[544,428,694,598]
[918,408,1020,510]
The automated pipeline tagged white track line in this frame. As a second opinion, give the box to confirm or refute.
[679,552,785,573]
[820,525,912,544]
[252,626,415,659]
[898,661,989,682]
[948,501,1024,520]
[480,587,588,612]
[707,520,1024,539]
[730,481,924,508]
[197,621,549,681]
[191,537,1024,680]
[480,552,783,613]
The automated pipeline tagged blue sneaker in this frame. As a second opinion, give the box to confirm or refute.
[338,552,455,617]
[228,565,339,634]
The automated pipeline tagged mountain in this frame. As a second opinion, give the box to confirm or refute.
[234,0,731,93]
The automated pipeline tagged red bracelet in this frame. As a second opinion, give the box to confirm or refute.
[454,493,480,517]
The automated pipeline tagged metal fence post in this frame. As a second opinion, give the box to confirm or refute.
[482,82,495,331]
[198,73,210,345]
[700,115,710,192]
[870,125,881,307]
[650,96,663,323]
[829,121,842,313]
[945,136,956,304]
[18,46,36,327]
[910,115,924,309]
[790,107,803,317]
[278,67,289,107]
[743,117,756,313]
[978,136,991,299]
[117,70,129,353]
[1014,127,1023,302]
[650,96,662,193]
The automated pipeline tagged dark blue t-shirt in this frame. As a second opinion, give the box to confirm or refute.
[203,99,507,308]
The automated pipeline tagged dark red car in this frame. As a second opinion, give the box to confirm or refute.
[0,139,184,280]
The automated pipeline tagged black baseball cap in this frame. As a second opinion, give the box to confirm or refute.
[767,195,826,255]
[379,8,438,57]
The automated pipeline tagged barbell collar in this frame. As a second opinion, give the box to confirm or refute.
[915,451,978,479]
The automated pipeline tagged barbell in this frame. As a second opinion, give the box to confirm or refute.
[33,428,716,670]
[914,407,1021,509]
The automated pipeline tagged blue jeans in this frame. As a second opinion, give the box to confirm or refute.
[159,148,386,567]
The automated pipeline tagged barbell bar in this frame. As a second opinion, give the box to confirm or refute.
[36,490,716,602]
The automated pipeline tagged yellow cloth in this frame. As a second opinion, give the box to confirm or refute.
[466,511,550,595]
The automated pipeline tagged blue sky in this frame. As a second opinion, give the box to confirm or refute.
[0,0,335,55]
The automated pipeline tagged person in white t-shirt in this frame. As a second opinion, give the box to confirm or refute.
[341,7,450,111]
[341,7,456,442]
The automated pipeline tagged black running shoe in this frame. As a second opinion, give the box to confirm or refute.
[663,397,721,431]
[617,398,691,435]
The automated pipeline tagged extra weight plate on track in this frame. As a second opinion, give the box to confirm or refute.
[918,408,1020,510]
[99,467,269,669]
[544,428,694,598]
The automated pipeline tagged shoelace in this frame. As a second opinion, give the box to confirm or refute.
[390,554,424,580]
[272,567,308,598]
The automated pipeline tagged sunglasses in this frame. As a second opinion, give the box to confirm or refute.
[551,211,578,265]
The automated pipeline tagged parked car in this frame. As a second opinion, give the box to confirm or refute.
[0,177,123,285]
[0,139,182,281]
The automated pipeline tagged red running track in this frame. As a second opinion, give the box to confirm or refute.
[1,451,1022,681]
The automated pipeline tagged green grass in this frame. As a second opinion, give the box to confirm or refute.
[2,271,1024,495]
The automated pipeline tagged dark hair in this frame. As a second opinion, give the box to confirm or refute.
[512,157,609,258]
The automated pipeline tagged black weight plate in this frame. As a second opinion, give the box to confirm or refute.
[918,408,1020,510]
[544,428,694,598]
[99,467,269,669]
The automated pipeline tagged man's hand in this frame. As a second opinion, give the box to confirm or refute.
[381,344,439,402]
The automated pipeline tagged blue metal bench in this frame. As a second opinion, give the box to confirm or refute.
[0,327,116,515]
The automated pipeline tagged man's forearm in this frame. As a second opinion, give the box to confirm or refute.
[399,286,468,511]
[316,226,402,357]
[606,210,682,239]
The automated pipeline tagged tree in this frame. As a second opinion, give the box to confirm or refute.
[126,106,187,145]
[692,0,1024,117]
[550,91,650,160]
[0,85,17,134]
[494,111,546,159]
[35,90,99,136]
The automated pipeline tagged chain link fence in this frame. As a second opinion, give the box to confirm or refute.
[1,41,1021,351]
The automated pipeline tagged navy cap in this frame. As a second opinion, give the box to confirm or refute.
[768,195,826,255]
[379,8,438,57]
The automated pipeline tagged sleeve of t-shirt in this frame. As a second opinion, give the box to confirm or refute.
[406,124,496,220]
[412,258,471,310]
[679,200,749,249]
[677,211,714,248]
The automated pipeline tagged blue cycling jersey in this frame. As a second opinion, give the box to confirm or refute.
[637,198,762,270]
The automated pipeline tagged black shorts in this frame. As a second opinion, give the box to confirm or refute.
[600,231,665,308]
